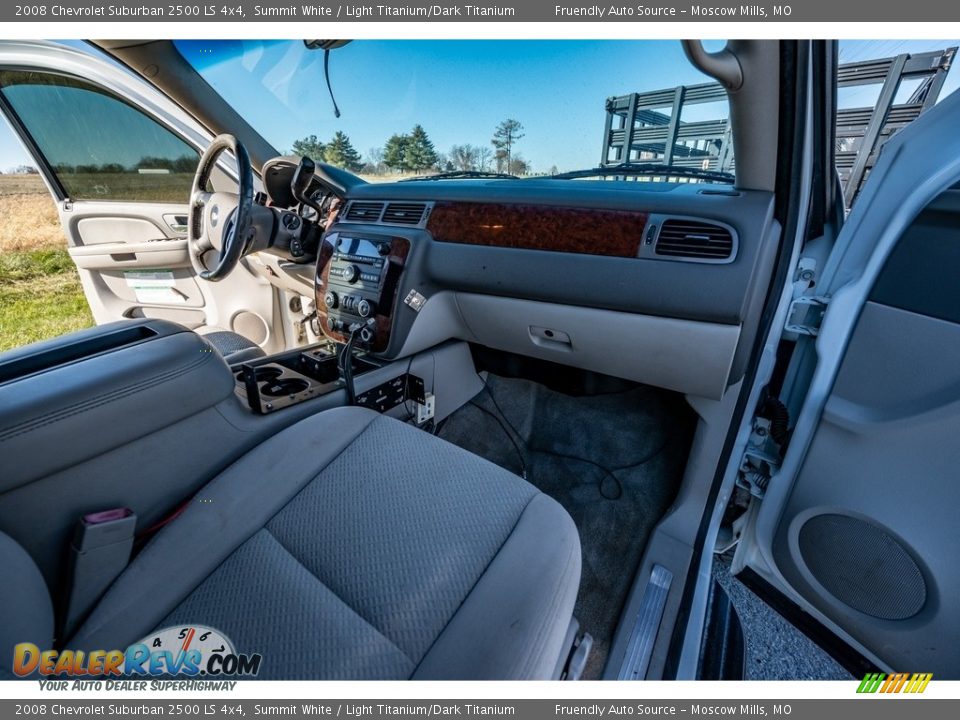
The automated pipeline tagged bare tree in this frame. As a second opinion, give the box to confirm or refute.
[476,147,493,172]
[450,144,479,172]
[508,154,531,176]
[367,147,385,174]
[491,119,525,173]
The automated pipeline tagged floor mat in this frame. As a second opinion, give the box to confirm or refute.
[437,374,695,679]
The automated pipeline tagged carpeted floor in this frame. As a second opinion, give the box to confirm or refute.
[437,373,695,679]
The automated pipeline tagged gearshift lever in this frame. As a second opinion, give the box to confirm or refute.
[291,156,323,217]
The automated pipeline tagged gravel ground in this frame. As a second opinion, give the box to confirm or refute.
[713,554,853,680]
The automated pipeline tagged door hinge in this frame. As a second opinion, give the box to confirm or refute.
[785,295,830,336]
[737,418,781,498]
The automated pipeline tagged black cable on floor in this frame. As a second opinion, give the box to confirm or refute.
[473,381,674,501]
[339,326,361,405]
[539,448,625,500]
[467,400,528,479]
[401,354,417,422]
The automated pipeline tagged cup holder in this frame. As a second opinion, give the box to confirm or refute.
[260,377,310,397]
[232,341,377,414]
[235,366,283,382]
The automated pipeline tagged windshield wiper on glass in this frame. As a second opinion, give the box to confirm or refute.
[399,170,518,182]
[546,163,735,184]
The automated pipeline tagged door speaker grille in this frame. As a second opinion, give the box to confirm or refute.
[798,513,926,620]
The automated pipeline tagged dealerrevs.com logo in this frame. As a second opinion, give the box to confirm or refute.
[13,625,262,679]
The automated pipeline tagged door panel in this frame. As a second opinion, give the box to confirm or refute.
[58,200,199,321]
[762,188,960,676]
[0,42,284,352]
[773,302,960,676]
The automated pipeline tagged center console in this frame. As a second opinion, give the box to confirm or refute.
[314,232,411,353]
[234,343,380,414]
[233,229,415,415]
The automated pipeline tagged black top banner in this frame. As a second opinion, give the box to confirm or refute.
[5,0,960,22]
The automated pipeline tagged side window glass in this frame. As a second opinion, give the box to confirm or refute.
[0,70,198,203]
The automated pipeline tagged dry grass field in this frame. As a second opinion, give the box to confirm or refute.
[0,174,93,351]
[0,184,63,252]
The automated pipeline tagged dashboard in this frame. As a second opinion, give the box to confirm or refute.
[307,178,777,400]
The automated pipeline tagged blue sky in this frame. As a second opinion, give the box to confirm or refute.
[1,40,959,173]
[175,39,728,172]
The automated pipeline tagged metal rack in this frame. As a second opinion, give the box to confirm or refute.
[600,47,956,209]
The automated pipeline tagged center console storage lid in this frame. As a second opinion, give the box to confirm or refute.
[0,319,235,493]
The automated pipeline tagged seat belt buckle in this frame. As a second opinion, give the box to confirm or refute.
[60,508,137,640]
[74,508,137,551]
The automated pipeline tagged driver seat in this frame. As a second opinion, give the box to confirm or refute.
[195,325,265,364]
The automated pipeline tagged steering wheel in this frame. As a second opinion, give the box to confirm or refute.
[188,134,254,281]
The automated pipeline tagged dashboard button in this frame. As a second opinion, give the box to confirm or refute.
[357,299,376,318]
[343,264,360,283]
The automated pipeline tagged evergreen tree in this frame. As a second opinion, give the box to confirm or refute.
[291,134,326,161]
[383,134,412,173]
[323,131,362,171]
[405,124,439,173]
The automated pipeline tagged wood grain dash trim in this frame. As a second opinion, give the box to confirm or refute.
[426,201,648,258]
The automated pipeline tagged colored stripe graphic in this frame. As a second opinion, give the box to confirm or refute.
[905,673,933,693]
[858,672,931,693]
[857,673,885,693]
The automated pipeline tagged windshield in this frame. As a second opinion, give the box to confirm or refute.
[175,40,729,180]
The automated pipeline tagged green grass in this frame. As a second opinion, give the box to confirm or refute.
[0,248,77,281]
[0,248,94,352]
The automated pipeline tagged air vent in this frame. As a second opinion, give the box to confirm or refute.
[344,201,384,222]
[382,202,427,225]
[655,219,734,261]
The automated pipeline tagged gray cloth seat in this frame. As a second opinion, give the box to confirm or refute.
[195,325,265,363]
[3,407,581,680]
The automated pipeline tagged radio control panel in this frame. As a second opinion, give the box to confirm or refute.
[315,232,410,353]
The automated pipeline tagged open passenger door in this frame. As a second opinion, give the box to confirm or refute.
[737,86,960,677]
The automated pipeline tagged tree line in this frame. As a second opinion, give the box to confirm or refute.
[290,119,534,176]
[45,155,198,175]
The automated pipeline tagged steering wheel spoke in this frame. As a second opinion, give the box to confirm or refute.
[192,190,213,209]
[195,233,214,253]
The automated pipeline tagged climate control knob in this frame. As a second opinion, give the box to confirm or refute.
[357,298,376,318]
[323,290,339,309]
[343,264,360,283]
